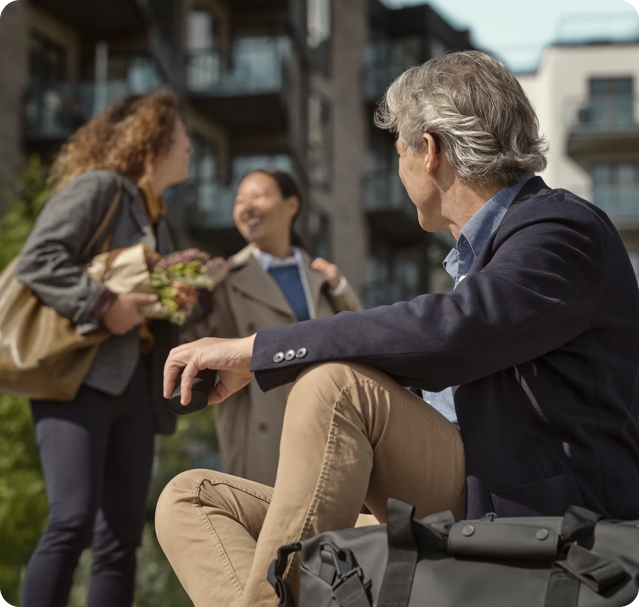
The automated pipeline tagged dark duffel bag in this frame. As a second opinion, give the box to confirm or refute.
[268,498,639,607]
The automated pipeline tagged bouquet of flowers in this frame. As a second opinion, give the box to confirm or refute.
[87,244,214,325]
[147,249,214,325]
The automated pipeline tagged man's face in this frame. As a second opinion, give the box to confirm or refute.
[396,136,442,232]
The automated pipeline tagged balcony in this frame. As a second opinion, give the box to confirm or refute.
[30,0,147,37]
[184,181,246,254]
[566,98,639,159]
[24,78,159,145]
[593,186,639,226]
[365,59,414,104]
[187,37,290,133]
[364,279,418,307]
[364,170,424,243]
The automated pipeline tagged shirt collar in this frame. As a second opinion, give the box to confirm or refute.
[252,246,303,272]
[444,174,535,272]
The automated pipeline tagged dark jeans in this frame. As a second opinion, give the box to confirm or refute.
[21,359,155,607]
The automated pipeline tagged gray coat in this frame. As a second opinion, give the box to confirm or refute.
[16,170,178,434]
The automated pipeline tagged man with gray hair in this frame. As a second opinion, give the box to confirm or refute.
[156,51,639,607]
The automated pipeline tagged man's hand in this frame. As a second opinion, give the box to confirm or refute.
[311,257,343,290]
[103,292,158,335]
[163,335,256,407]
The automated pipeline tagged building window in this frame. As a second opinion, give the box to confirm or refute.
[364,245,422,307]
[188,145,293,228]
[190,138,222,219]
[580,78,635,128]
[430,37,447,59]
[308,93,332,190]
[365,35,421,101]
[29,31,67,88]
[590,162,639,219]
[187,10,221,90]
[307,0,331,73]
[309,209,331,260]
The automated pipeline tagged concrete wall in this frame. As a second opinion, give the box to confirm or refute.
[310,0,368,294]
[0,1,28,212]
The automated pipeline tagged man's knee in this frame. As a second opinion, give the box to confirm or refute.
[284,362,376,436]
[156,469,206,550]
[289,362,359,404]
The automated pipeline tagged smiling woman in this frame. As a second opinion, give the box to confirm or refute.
[183,168,363,486]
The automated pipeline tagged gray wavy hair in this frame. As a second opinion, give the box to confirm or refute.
[375,51,548,185]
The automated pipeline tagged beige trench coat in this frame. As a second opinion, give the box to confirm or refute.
[188,244,362,486]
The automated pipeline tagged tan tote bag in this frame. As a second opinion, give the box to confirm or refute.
[0,177,122,401]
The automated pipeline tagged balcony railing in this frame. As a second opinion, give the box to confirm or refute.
[364,170,415,214]
[24,79,158,142]
[593,186,639,221]
[187,37,290,97]
[365,60,405,102]
[568,98,639,132]
[186,181,237,229]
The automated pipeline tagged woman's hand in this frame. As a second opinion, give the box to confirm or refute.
[311,258,343,291]
[103,292,158,335]
[205,257,234,286]
[163,336,256,406]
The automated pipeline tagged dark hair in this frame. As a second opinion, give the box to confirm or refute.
[249,168,305,248]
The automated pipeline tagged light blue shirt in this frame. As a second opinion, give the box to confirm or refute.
[422,175,535,427]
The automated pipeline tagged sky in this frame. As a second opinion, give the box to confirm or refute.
[383,0,639,73]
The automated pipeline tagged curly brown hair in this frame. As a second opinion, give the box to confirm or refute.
[48,89,180,191]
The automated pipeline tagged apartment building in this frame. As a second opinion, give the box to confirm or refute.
[0,0,473,303]
[517,26,639,274]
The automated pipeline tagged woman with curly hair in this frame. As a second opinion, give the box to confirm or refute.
[16,89,193,607]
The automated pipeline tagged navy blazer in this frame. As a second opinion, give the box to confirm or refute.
[250,177,639,519]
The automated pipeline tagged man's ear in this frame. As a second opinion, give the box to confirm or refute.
[422,132,441,175]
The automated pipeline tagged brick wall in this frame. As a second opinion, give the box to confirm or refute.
[0,1,28,213]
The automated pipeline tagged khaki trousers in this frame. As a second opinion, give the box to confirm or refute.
[156,363,465,607]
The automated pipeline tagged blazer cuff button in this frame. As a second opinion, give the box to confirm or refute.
[273,352,285,363]
[296,348,307,358]
[285,349,296,361]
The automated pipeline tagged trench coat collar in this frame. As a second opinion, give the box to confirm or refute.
[230,244,296,319]
[230,244,328,319]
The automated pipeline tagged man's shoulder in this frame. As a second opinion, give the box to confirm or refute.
[500,183,613,238]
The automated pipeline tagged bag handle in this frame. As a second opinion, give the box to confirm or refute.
[81,173,123,259]
[376,499,418,607]
[268,542,301,607]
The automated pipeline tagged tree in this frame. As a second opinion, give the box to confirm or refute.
[0,157,50,605]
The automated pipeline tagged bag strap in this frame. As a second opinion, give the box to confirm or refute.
[544,506,624,607]
[377,499,419,607]
[558,505,601,547]
[81,173,123,259]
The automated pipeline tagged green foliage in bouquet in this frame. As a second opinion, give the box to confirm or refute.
[149,249,214,325]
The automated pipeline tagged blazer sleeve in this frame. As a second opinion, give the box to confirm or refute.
[251,204,606,393]
[15,170,119,333]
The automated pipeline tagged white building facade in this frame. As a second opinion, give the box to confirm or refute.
[518,42,639,270]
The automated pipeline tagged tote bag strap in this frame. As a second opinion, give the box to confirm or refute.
[81,173,123,258]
